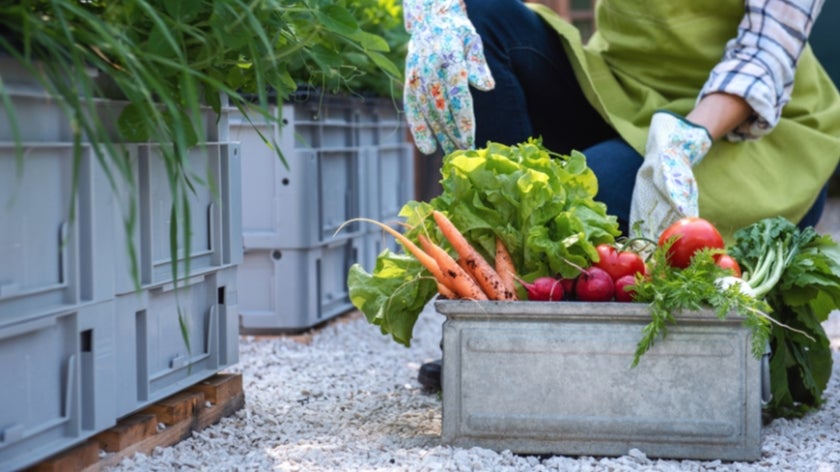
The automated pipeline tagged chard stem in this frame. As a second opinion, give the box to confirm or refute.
[747,247,775,287]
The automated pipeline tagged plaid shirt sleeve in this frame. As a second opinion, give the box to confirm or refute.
[698,0,825,141]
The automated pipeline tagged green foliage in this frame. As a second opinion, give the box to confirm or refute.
[289,0,408,97]
[1,0,405,352]
[430,140,620,281]
[631,246,772,367]
[730,217,840,418]
[0,0,405,288]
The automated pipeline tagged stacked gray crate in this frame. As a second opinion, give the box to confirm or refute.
[233,96,414,333]
[0,56,241,471]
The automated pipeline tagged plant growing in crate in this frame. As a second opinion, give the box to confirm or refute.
[0,0,403,349]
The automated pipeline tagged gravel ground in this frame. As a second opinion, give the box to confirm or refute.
[105,203,840,472]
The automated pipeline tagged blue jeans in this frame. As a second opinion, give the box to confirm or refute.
[464,0,827,233]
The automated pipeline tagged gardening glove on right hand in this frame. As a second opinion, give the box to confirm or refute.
[403,0,495,155]
[629,111,712,239]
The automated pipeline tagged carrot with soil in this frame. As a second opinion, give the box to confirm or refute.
[495,237,518,299]
[418,234,488,300]
[432,210,516,301]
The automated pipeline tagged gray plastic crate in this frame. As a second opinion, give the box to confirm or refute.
[236,144,365,249]
[232,98,410,250]
[362,144,415,222]
[356,99,405,147]
[436,300,762,461]
[231,106,361,249]
[238,236,364,333]
[0,56,229,145]
[0,310,79,471]
[110,142,242,294]
[0,143,82,322]
[0,56,83,143]
[113,266,239,417]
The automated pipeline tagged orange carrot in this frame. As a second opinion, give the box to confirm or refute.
[432,210,516,301]
[337,218,452,293]
[436,283,457,299]
[495,237,518,300]
[419,234,488,300]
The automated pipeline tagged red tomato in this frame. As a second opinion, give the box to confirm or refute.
[658,217,725,269]
[594,244,647,281]
[714,254,742,277]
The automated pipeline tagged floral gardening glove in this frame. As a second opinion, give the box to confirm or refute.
[629,111,712,239]
[403,0,495,155]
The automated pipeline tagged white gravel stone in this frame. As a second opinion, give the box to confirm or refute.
[104,304,840,472]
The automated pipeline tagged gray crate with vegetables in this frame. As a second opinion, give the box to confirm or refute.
[347,140,840,459]
[436,300,762,461]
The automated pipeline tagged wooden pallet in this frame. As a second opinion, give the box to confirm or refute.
[26,373,245,472]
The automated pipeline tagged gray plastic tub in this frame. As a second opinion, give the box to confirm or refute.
[436,300,762,461]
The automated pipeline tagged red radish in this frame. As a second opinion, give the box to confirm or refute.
[515,276,564,301]
[575,267,615,302]
[560,277,577,300]
[614,274,637,302]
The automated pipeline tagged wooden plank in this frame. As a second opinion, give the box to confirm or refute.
[26,440,100,472]
[140,390,205,425]
[27,373,245,472]
[93,413,158,453]
[88,392,246,472]
[188,373,242,405]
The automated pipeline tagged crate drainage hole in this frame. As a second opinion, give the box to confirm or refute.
[282,178,290,186]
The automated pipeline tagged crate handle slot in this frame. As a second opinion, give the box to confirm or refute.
[205,304,217,356]
[63,353,76,420]
[58,220,69,285]
[207,201,216,251]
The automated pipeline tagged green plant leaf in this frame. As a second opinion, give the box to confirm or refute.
[316,5,360,37]
[117,103,152,142]
[347,29,390,52]
[363,50,401,80]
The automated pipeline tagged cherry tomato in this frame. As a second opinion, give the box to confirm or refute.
[658,217,725,269]
[714,253,742,277]
[594,244,647,281]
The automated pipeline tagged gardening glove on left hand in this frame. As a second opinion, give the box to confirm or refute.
[629,111,712,239]
[403,0,495,155]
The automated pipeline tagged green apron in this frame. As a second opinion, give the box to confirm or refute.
[528,1,840,240]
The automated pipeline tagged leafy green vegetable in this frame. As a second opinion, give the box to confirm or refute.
[731,217,817,298]
[347,139,620,346]
[431,140,620,281]
[630,246,772,367]
[730,217,840,418]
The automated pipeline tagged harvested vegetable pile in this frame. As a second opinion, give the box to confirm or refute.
[347,139,619,345]
[346,139,840,420]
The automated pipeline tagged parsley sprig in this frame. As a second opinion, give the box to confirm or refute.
[630,244,772,367]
